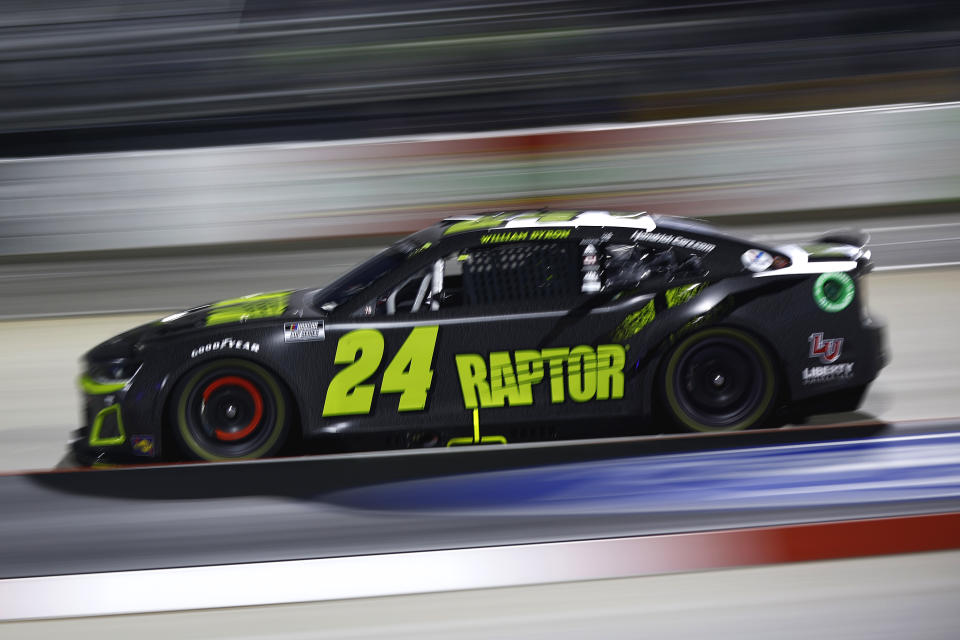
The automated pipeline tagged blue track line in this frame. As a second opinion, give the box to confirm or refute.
[326,432,960,515]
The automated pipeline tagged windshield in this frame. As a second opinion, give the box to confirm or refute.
[313,226,441,311]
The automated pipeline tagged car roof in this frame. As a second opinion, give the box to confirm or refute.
[440,210,657,236]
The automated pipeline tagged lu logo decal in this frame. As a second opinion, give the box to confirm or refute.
[809,332,843,364]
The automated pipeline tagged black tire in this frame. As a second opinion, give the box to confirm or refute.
[170,358,289,461]
[662,327,777,432]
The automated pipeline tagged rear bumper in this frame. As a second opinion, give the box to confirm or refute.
[791,312,888,417]
[867,314,889,372]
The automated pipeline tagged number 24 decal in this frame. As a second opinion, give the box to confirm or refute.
[322,326,439,417]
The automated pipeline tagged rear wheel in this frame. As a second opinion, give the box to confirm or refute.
[662,327,777,432]
[171,359,289,461]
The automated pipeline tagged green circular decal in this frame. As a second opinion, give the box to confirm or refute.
[814,272,855,313]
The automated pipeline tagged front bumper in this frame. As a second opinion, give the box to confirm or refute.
[71,375,156,465]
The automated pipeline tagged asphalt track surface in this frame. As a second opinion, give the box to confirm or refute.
[2,427,958,581]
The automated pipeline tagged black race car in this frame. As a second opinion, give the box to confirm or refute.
[73,210,887,464]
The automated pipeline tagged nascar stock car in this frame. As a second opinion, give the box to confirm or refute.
[73,210,887,464]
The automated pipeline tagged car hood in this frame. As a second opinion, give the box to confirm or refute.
[85,288,321,361]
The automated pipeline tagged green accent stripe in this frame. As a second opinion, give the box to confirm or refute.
[88,405,126,447]
[79,375,127,395]
[206,291,291,326]
[447,408,507,446]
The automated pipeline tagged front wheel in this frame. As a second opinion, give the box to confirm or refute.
[662,327,777,432]
[171,358,290,461]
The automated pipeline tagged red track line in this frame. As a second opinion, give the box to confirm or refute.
[3,512,958,622]
[636,512,960,571]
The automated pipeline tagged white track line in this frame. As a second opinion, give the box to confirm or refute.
[870,237,960,247]
[875,261,960,272]
[1,513,956,621]
[755,221,960,242]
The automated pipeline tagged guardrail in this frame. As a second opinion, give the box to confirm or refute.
[2,102,959,257]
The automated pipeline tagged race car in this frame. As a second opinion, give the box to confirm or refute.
[72,210,887,464]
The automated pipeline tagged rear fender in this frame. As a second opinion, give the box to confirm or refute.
[621,275,796,417]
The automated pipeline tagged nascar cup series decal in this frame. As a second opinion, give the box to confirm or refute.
[284,321,324,342]
[803,332,854,384]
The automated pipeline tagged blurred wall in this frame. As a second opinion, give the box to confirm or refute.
[1,102,958,256]
[2,0,958,154]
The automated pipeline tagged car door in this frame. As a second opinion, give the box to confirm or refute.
[313,234,710,442]
[340,236,644,442]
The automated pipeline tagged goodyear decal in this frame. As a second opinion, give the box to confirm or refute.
[455,344,626,409]
[206,291,291,326]
[612,300,656,342]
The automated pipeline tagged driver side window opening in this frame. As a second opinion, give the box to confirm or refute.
[372,239,711,316]
[378,241,581,316]
[461,242,579,305]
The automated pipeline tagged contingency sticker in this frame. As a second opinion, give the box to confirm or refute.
[131,435,156,457]
[284,321,325,342]
[802,332,854,385]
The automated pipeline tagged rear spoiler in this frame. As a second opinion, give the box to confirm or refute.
[806,228,873,273]
[817,229,869,248]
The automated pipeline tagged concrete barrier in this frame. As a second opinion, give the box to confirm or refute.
[2,102,959,256]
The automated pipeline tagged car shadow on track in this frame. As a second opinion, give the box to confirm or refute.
[31,417,893,502]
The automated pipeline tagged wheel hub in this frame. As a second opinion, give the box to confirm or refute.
[674,338,767,428]
[199,375,264,442]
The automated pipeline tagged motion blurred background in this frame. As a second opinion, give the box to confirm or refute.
[1,0,959,259]
[3,0,960,153]
[3,3,960,635]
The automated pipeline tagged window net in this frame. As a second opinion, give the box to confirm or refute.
[462,243,578,305]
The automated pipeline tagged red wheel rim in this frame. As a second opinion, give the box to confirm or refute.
[202,376,264,441]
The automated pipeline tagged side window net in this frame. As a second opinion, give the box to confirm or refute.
[462,243,579,305]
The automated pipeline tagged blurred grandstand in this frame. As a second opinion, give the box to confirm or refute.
[2,0,958,156]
